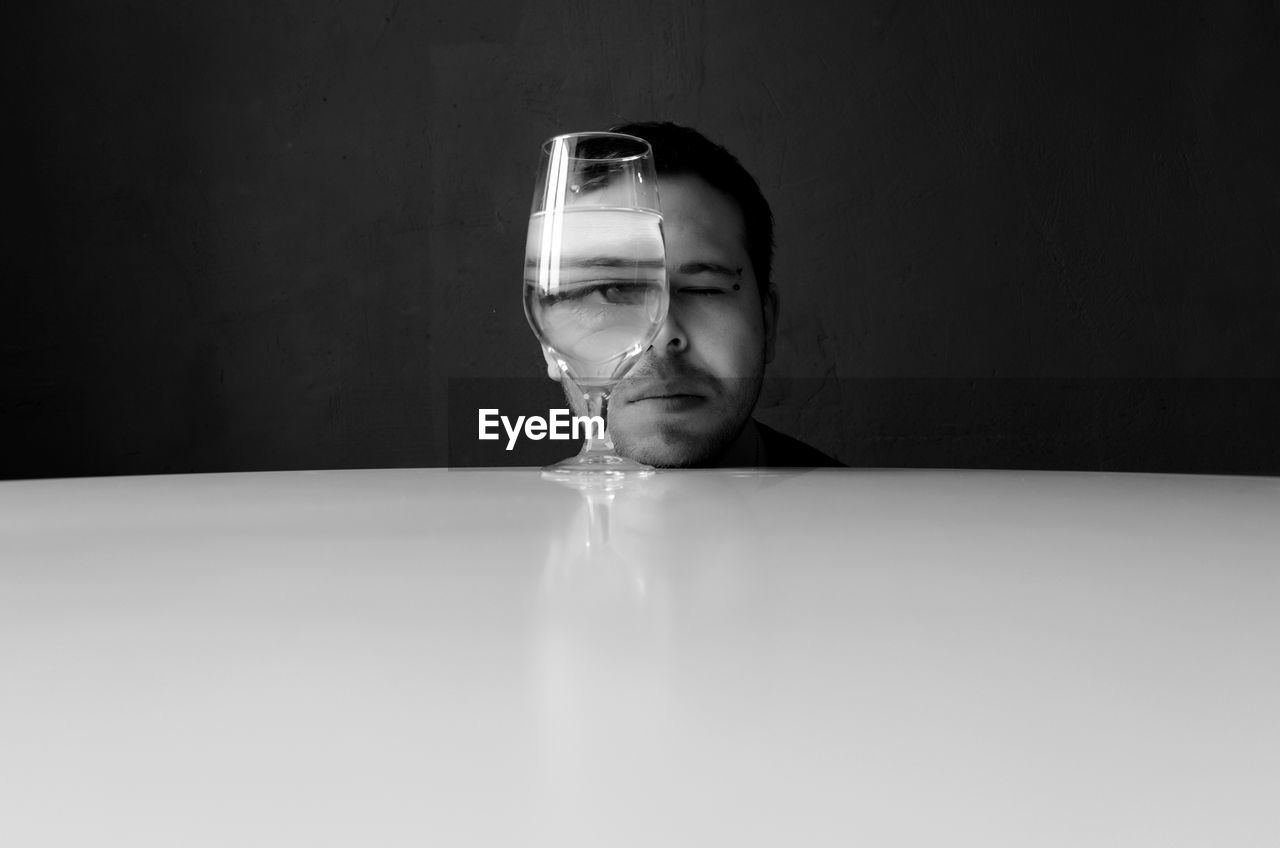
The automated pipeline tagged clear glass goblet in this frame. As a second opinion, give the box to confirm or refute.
[523,132,669,479]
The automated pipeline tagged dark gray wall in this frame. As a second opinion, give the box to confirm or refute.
[6,0,1278,477]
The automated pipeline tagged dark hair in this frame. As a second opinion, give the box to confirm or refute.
[610,121,775,292]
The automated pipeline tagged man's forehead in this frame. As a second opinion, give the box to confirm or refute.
[656,174,751,265]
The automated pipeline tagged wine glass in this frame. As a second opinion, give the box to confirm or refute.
[523,132,669,479]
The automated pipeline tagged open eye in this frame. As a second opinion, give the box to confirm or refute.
[595,282,650,304]
[542,281,650,307]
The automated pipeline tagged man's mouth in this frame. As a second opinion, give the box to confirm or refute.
[627,394,705,412]
[619,382,707,405]
[637,391,701,400]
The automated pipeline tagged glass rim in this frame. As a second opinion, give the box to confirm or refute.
[541,131,653,162]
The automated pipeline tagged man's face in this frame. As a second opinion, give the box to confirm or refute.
[544,174,776,467]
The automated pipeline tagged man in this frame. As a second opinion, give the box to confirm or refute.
[543,122,843,468]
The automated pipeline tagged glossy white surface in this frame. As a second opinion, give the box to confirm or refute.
[2,468,1278,847]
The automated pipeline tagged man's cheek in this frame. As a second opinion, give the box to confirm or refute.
[713,332,765,378]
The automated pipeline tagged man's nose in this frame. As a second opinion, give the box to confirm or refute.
[648,304,688,357]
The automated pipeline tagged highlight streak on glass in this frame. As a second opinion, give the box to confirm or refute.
[540,136,570,297]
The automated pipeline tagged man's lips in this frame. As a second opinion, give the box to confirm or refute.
[617,382,708,404]
[625,394,706,414]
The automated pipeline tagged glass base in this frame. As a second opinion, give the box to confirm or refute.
[541,451,655,481]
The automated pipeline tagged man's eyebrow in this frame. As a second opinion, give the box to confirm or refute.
[676,262,743,277]
[525,256,665,269]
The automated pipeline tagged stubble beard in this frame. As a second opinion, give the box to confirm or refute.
[604,361,764,469]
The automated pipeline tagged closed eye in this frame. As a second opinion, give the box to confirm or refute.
[678,287,728,296]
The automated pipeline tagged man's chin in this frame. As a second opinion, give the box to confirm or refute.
[610,416,742,469]
[615,440,713,469]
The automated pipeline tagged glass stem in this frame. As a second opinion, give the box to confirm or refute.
[579,386,616,458]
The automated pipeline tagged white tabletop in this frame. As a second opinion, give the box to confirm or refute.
[2,468,1278,847]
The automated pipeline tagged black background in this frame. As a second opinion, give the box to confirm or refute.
[6,0,1278,478]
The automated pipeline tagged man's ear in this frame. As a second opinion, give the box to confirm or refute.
[762,283,779,364]
[541,346,562,381]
